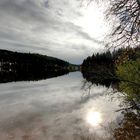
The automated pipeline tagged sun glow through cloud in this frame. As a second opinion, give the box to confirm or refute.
[76,1,111,41]
[0,0,112,64]
[86,111,102,126]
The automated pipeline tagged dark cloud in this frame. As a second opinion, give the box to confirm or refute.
[0,39,51,53]
[0,0,106,64]
[0,0,49,23]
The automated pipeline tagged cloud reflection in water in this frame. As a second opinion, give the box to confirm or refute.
[0,72,122,140]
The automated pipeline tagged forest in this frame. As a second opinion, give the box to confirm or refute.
[82,47,140,91]
[0,49,79,83]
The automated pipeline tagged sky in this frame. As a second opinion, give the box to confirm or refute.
[0,0,111,64]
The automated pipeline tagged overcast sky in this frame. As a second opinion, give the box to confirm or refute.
[0,0,111,64]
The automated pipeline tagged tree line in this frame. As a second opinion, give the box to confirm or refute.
[81,47,140,87]
[0,49,71,82]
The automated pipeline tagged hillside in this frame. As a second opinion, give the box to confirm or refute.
[0,49,73,82]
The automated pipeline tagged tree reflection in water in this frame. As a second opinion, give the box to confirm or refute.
[114,110,140,140]
[81,72,140,140]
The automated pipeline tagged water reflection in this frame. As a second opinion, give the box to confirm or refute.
[0,70,69,83]
[114,110,140,140]
[86,110,102,126]
[81,71,140,140]
[0,72,139,140]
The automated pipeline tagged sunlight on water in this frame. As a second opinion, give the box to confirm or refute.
[0,72,123,140]
[86,110,102,126]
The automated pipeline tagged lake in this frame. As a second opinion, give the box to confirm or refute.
[0,72,135,140]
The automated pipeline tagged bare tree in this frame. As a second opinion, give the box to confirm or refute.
[108,0,140,48]
[82,0,140,48]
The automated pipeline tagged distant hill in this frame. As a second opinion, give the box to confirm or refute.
[0,49,70,67]
[0,49,78,83]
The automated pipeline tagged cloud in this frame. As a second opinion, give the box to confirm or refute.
[0,0,106,64]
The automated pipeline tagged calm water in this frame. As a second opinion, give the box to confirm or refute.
[0,72,128,140]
